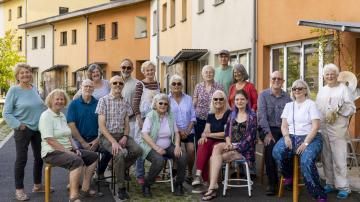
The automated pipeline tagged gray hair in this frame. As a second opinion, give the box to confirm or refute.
[323,63,339,76]
[233,63,249,81]
[151,93,171,112]
[201,65,215,75]
[86,63,103,80]
[169,74,184,90]
[209,90,230,113]
[290,79,311,100]
[14,63,32,81]
[45,89,70,108]
[141,61,156,74]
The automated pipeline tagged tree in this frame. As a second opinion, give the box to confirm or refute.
[0,30,25,92]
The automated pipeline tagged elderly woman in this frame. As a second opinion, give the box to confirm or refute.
[315,64,355,199]
[193,65,224,148]
[39,89,98,202]
[192,90,231,193]
[168,74,196,181]
[272,80,326,202]
[140,93,187,197]
[74,63,110,100]
[228,64,257,111]
[132,61,160,184]
[202,90,257,200]
[2,63,46,201]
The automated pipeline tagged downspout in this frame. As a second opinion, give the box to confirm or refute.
[251,0,257,85]
[24,0,27,61]
[85,15,89,65]
[156,0,160,84]
[50,23,54,66]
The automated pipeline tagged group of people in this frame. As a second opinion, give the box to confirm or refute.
[2,49,356,202]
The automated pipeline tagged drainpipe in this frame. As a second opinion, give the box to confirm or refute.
[251,0,257,85]
[24,0,28,61]
[156,0,160,83]
[85,15,89,65]
[50,23,54,66]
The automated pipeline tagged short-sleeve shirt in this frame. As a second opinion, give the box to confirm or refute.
[142,115,179,149]
[214,65,233,95]
[281,99,320,136]
[193,82,224,120]
[39,109,72,158]
[95,94,133,134]
[206,109,231,133]
[67,96,98,141]
[169,93,196,132]
[93,80,111,99]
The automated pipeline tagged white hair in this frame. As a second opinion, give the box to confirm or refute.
[290,79,311,100]
[323,63,339,76]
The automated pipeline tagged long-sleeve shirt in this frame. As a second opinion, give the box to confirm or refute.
[132,81,159,116]
[2,85,46,130]
[228,82,258,111]
[257,88,291,135]
[169,92,196,132]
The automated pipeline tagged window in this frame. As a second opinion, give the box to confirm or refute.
[111,71,121,76]
[135,17,147,38]
[198,0,204,14]
[60,31,67,46]
[228,50,252,74]
[17,6,22,18]
[111,22,118,39]
[41,35,45,48]
[59,7,69,15]
[32,37,38,49]
[18,36,22,51]
[8,9,11,21]
[72,30,77,44]
[162,3,167,31]
[270,39,334,98]
[97,24,105,41]
[181,0,187,22]
[213,0,225,6]
[152,10,158,36]
[170,0,175,27]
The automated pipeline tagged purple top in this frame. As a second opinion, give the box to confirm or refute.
[193,81,224,120]
[169,93,196,133]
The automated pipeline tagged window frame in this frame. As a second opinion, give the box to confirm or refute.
[8,9,11,21]
[197,0,204,14]
[32,36,38,50]
[18,36,22,51]
[60,31,67,46]
[162,3,167,31]
[169,0,176,28]
[181,0,187,22]
[111,22,118,39]
[72,29,77,44]
[17,6,22,18]
[97,24,106,41]
[41,35,45,48]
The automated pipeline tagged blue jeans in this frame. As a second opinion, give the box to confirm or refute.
[272,134,326,199]
[136,159,145,179]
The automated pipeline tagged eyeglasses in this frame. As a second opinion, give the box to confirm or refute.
[121,66,132,71]
[171,82,182,86]
[83,85,94,88]
[292,87,304,91]
[213,97,224,101]
[112,81,124,86]
[158,102,168,106]
[271,77,283,81]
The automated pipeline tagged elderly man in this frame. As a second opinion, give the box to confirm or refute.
[96,75,142,201]
[67,79,111,183]
[214,49,233,95]
[257,71,291,195]
[120,58,138,138]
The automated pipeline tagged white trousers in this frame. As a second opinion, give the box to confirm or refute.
[321,116,350,191]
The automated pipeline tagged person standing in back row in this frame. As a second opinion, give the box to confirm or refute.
[214,49,233,96]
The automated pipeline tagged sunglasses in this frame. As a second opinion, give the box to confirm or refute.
[158,102,168,106]
[292,87,304,91]
[171,82,182,86]
[272,77,283,81]
[121,66,132,70]
[112,81,124,86]
[213,97,224,101]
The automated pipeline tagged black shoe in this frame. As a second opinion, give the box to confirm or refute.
[174,184,184,196]
[250,174,257,181]
[124,173,131,181]
[142,185,152,197]
[118,188,129,201]
[266,185,276,196]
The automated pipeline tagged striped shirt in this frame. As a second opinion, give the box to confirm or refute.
[132,81,160,116]
[95,94,133,133]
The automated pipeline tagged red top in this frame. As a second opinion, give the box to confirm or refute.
[228,82,258,111]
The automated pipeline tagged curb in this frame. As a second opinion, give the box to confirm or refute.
[0,130,13,149]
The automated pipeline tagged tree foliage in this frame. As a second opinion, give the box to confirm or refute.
[0,30,25,91]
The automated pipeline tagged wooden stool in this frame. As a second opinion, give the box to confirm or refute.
[44,164,52,202]
[278,155,304,202]
[259,144,266,184]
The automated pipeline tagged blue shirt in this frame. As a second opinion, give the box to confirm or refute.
[169,93,196,133]
[67,96,99,140]
[2,85,45,130]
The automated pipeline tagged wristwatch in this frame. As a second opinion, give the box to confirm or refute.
[304,142,309,146]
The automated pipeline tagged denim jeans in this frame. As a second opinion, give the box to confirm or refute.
[272,134,326,199]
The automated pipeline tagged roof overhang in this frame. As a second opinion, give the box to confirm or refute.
[43,64,68,73]
[298,20,360,33]
[75,62,107,72]
[158,49,208,66]
[18,0,145,29]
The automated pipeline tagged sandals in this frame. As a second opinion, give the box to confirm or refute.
[337,190,350,199]
[32,185,55,193]
[15,192,30,201]
[79,189,104,198]
[201,189,218,201]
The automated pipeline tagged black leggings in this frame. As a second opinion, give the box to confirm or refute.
[14,127,43,189]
